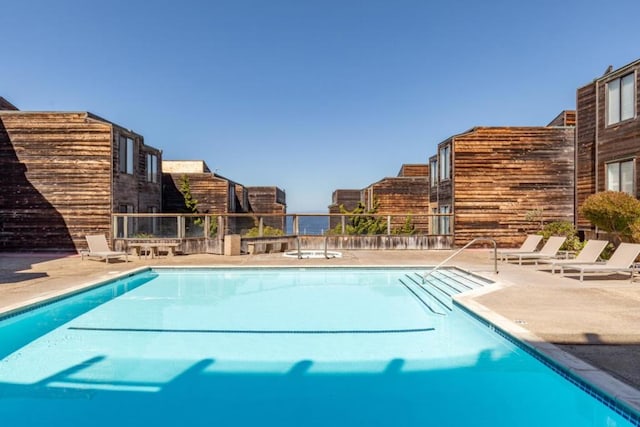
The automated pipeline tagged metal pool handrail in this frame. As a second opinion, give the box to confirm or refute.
[324,235,330,259]
[423,237,498,283]
[295,235,334,259]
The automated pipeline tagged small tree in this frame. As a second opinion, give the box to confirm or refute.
[178,175,217,236]
[579,191,640,243]
[525,208,544,231]
[331,201,387,235]
[539,220,582,252]
[178,174,198,214]
[392,215,416,235]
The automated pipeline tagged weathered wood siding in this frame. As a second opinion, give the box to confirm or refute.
[0,112,113,250]
[452,126,575,247]
[112,129,162,214]
[162,173,230,214]
[576,61,640,233]
[247,186,286,230]
[397,163,429,177]
[362,177,430,232]
[548,110,576,127]
[593,65,640,192]
[576,83,597,230]
[328,189,363,229]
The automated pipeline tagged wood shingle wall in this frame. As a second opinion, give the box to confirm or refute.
[451,126,575,247]
[162,172,232,214]
[247,186,286,230]
[397,164,429,177]
[0,110,162,251]
[576,83,597,229]
[362,177,430,232]
[1,113,105,250]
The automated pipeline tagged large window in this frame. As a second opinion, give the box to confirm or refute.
[118,136,134,174]
[430,158,438,186]
[607,73,635,125]
[431,207,439,234]
[439,145,451,181]
[146,153,158,183]
[439,205,451,235]
[606,159,634,194]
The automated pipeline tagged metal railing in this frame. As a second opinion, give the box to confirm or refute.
[422,237,498,283]
[112,212,453,239]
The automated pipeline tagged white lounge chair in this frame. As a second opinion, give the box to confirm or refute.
[560,242,640,282]
[81,234,128,263]
[539,240,608,273]
[496,234,543,260]
[501,236,567,265]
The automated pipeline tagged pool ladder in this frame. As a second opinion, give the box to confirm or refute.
[422,237,498,283]
[294,235,336,259]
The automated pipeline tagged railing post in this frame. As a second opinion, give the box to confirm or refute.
[293,215,299,235]
[113,215,119,239]
[178,216,184,239]
[387,216,391,235]
[341,215,346,235]
[258,217,264,237]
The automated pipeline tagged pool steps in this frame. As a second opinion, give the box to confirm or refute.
[400,269,491,315]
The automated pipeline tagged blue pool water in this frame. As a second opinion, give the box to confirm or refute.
[0,268,637,426]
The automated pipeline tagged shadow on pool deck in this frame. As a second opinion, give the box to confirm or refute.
[0,249,638,403]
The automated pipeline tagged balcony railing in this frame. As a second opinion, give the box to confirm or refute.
[113,213,454,239]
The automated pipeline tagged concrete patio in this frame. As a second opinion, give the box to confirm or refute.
[1,249,639,413]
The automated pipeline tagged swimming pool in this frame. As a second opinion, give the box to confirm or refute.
[0,267,638,426]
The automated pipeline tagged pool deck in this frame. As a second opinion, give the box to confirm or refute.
[1,249,639,413]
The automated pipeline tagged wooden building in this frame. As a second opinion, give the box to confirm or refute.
[328,164,430,232]
[430,118,575,247]
[576,59,640,236]
[246,186,287,230]
[328,189,362,229]
[162,160,249,214]
[361,164,430,232]
[0,102,162,251]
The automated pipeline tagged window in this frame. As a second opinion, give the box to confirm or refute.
[118,136,134,174]
[430,158,438,186]
[431,207,439,234]
[439,145,451,181]
[607,73,635,125]
[439,205,451,235]
[606,159,634,194]
[146,153,158,183]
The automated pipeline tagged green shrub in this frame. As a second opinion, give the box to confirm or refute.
[579,191,640,243]
[392,215,416,235]
[539,220,582,252]
[329,201,387,235]
[244,226,284,237]
[134,233,154,238]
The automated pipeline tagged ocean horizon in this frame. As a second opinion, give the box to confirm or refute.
[285,215,330,235]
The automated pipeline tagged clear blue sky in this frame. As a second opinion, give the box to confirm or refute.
[3,0,640,211]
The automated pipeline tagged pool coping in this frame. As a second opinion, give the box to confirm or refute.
[454,283,640,421]
[0,266,150,319]
[1,263,639,422]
